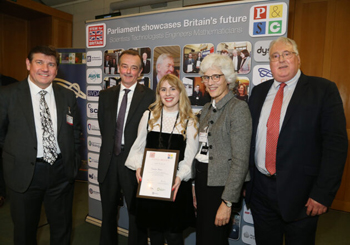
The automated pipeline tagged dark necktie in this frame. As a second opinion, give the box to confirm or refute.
[114,89,131,155]
[39,90,57,164]
[265,83,286,175]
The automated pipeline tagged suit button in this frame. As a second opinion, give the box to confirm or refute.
[213,109,217,113]
[208,132,211,136]
[210,120,214,124]
[209,145,213,149]
[209,156,213,160]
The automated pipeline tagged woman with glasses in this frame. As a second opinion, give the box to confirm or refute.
[193,53,252,245]
[125,74,198,245]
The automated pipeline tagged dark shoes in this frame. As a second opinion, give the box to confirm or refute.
[0,196,5,207]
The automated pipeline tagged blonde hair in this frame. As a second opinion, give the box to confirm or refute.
[149,74,198,139]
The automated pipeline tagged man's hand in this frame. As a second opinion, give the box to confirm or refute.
[215,202,231,226]
[305,198,327,216]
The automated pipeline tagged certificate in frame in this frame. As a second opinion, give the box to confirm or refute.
[137,148,179,201]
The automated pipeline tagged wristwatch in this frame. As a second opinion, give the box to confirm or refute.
[222,200,232,208]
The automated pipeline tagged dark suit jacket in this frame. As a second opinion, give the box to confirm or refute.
[232,55,242,71]
[142,60,151,74]
[184,59,195,73]
[246,73,348,221]
[97,83,155,183]
[0,79,81,193]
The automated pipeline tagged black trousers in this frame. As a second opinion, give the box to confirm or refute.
[99,153,148,245]
[195,161,231,245]
[149,229,183,245]
[10,158,74,245]
[0,148,6,198]
[250,168,319,245]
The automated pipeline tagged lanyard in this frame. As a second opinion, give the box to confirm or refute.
[158,108,179,149]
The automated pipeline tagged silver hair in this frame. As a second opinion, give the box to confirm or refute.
[199,53,237,88]
[156,53,174,69]
[269,37,299,55]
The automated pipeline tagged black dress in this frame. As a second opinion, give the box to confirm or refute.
[136,129,195,232]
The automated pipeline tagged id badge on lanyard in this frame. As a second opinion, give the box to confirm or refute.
[199,127,209,155]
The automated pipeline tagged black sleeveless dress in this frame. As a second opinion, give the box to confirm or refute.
[136,130,196,232]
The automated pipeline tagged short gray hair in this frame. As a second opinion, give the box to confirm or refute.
[156,53,173,68]
[199,53,236,84]
[269,37,299,55]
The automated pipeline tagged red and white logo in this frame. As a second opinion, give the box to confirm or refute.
[86,23,106,48]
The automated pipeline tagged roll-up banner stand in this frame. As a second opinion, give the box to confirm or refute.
[85,1,289,244]
[55,48,87,181]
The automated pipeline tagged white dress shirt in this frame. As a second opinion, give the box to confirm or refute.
[255,69,301,175]
[125,110,199,181]
[28,76,61,158]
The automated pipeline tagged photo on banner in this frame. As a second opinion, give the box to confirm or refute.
[152,45,180,90]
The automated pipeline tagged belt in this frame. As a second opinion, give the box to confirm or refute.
[36,153,62,163]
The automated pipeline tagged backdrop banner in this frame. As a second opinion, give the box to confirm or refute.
[85,1,289,244]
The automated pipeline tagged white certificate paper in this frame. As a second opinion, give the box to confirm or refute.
[137,148,179,201]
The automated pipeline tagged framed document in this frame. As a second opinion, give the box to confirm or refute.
[137,148,179,201]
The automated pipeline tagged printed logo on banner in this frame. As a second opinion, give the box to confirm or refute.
[87,86,102,101]
[88,168,99,185]
[252,65,273,86]
[87,103,98,118]
[249,3,287,37]
[87,68,102,84]
[243,203,254,224]
[86,50,103,67]
[87,119,100,136]
[87,136,101,153]
[88,152,99,168]
[86,23,106,48]
[254,40,272,62]
[88,184,101,201]
[242,225,256,245]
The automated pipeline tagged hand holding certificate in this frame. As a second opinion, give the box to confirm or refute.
[137,148,179,201]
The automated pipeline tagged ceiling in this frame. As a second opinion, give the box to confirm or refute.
[32,0,86,8]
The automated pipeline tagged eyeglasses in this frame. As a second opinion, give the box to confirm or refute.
[201,74,224,83]
[270,51,297,62]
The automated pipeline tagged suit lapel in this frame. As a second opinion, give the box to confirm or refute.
[280,73,309,131]
[126,84,144,125]
[53,83,64,133]
[111,85,121,126]
[18,80,36,139]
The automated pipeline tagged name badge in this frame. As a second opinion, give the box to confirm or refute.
[200,145,209,155]
[66,115,73,125]
[199,132,207,143]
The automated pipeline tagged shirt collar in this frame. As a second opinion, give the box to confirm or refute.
[211,91,234,110]
[27,75,54,95]
[120,81,137,93]
[273,69,301,89]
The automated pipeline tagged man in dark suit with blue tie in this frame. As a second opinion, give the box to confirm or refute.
[0,46,81,244]
[246,37,348,245]
[98,50,155,245]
